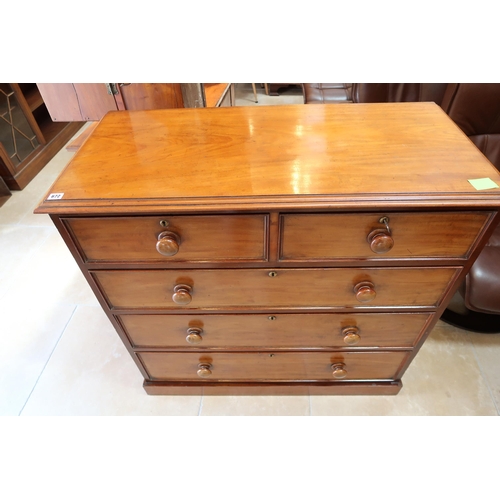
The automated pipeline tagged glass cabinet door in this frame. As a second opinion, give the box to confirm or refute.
[0,83,40,167]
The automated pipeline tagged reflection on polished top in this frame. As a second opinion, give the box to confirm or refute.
[36,103,500,214]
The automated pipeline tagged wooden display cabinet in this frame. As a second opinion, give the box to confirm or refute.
[0,83,83,190]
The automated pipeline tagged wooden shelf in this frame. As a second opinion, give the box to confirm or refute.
[24,86,44,111]
[35,106,68,142]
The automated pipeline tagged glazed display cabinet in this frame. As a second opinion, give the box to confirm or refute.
[0,83,82,190]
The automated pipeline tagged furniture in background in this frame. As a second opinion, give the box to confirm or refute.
[35,103,500,395]
[251,83,258,102]
[0,176,11,207]
[351,83,448,105]
[37,83,235,123]
[302,83,353,103]
[302,83,449,105]
[249,84,270,102]
[201,83,234,107]
[0,83,83,190]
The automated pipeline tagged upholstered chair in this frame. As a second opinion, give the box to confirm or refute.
[439,83,500,332]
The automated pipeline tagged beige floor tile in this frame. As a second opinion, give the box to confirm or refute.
[18,150,77,227]
[0,298,76,415]
[0,132,78,227]
[5,229,98,307]
[311,321,498,416]
[0,189,37,226]
[0,174,51,225]
[467,331,500,411]
[0,224,53,300]
[0,171,64,228]
[200,395,310,416]
[21,306,201,415]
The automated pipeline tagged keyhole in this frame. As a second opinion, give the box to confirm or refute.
[159,220,169,227]
[269,271,278,277]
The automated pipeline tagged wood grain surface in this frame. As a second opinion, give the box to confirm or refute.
[36,103,500,214]
[93,267,460,310]
[280,212,491,260]
[65,214,267,262]
[139,350,409,381]
[120,312,432,349]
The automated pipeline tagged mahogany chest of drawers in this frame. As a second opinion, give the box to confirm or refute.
[36,103,500,395]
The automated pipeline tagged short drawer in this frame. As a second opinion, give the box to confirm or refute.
[280,212,492,260]
[64,214,267,262]
[93,267,460,310]
[121,312,432,349]
[138,351,409,381]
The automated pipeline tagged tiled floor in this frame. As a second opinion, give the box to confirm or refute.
[2,83,500,416]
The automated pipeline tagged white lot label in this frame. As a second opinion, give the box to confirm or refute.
[47,193,64,200]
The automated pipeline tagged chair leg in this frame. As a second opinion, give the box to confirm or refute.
[251,83,258,103]
[264,83,269,95]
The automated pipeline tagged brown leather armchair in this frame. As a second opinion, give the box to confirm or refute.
[351,83,449,105]
[303,83,448,105]
[439,84,500,332]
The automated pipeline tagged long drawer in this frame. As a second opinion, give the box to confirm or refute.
[280,212,491,260]
[120,312,432,348]
[64,214,268,262]
[93,267,461,310]
[138,351,409,381]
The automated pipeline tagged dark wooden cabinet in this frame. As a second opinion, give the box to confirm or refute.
[0,175,11,206]
[0,83,83,190]
[35,103,500,395]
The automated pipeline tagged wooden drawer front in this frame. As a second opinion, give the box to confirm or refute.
[139,351,409,381]
[121,312,432,348]
[93,267,460,310]
[64,215,267,262]
[280,212,491,260]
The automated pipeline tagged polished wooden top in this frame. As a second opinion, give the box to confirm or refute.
[36,103,500,214]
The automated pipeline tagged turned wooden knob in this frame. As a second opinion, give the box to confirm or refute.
[197,363,212,378]
[156,231,180,256]
[354,281,376,303]
[172,284,192,305]
[367,229,394,254]
[342,327,361,346]
[186,327,203,344]
[331,363,347,379]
